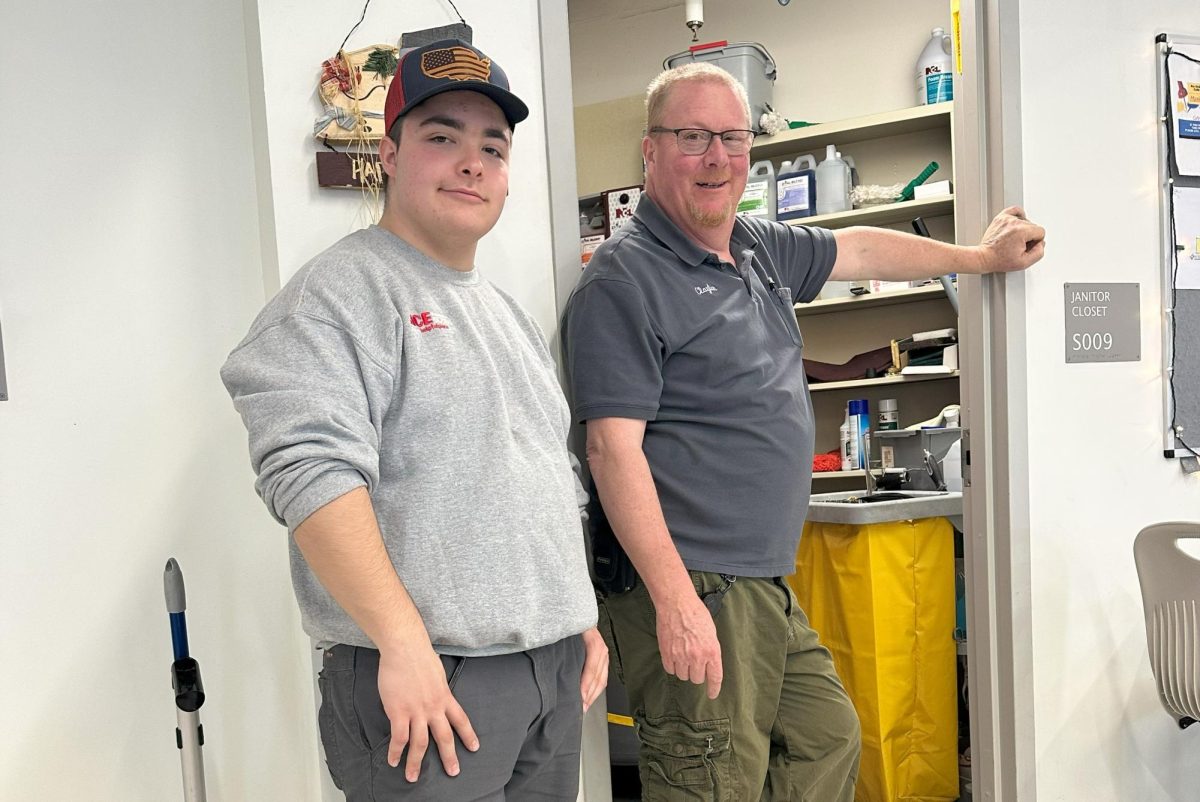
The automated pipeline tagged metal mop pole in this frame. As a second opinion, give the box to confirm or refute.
[164,558,208,802]
[912,216,960,314]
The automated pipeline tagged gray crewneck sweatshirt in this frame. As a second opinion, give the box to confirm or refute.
[221,226,597,656]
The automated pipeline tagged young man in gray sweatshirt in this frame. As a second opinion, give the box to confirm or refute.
[221,39,604,800]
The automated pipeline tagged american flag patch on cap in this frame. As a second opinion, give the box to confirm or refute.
[421,47,492,82]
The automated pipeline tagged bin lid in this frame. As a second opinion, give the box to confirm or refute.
[663,40,777,76]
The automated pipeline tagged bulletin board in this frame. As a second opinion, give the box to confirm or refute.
[1157,33,1200,461]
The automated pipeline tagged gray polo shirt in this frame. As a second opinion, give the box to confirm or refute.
[562,196,836,577]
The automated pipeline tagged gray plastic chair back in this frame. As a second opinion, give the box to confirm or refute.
[1133,521,1200,728]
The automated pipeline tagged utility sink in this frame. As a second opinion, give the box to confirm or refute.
[807,490,962,525]
[833,491,923,504]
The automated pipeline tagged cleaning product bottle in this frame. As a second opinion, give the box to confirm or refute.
[848,398,870,469]
[916,27,954,105]
[841,153,860,189]
[859,399,872,469]
[815,145,850,215]
[738,160,776,221]
[878,398,900,430]
[839,407,853,471]
[846,406,860,471]
[776,154,818,221]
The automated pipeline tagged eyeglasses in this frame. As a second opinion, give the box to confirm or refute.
[649,127,757,156]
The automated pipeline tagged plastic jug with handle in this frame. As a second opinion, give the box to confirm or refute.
[738,160,776,221]
[777,154,818,221]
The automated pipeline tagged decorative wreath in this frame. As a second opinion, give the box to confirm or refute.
[314,45,399,143]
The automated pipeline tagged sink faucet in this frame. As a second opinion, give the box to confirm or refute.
[923,449,947,491]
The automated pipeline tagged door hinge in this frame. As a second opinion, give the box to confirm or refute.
[961,427,970,487]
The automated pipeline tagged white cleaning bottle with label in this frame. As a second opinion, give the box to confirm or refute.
[738,160,776,221]
[846,412,860,472]
[815,145,850,215]
[840,407,853,471]
[916,27,953,105]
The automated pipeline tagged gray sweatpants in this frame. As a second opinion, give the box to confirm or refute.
[317,635,585,801]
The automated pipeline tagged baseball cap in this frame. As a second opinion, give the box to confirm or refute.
[383,38,530,136]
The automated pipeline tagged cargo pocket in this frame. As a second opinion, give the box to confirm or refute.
[636,711,732,801]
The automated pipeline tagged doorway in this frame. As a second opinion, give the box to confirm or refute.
[545,1,1033,800]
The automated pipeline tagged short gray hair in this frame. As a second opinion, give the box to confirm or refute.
[645,63,751,131]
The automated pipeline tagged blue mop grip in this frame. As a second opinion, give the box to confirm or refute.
[164,559,190,661]
[170,612,190,662]
[165,558,205,711]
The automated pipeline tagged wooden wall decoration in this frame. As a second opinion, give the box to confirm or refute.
[314,45,398,144]
[316,151,383,190]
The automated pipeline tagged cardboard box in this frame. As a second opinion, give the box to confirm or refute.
[869,280,913,294]
[580,234,605,269]
[603,186,642,236]
[914,179,953,199]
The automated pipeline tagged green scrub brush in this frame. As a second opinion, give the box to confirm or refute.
[897,161,940,202]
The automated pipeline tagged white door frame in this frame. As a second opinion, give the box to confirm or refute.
[955,1,1037,799]
[537,2,615,800]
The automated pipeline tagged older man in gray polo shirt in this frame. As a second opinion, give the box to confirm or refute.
[562,62,1044,801]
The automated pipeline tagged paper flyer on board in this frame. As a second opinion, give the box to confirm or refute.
[1174,186,1200,289]
[1168,44,1200,176]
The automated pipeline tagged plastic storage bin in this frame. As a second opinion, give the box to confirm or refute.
[664,41,776,130]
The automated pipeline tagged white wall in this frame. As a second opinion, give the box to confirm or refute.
[0,1,562,799]
[0,1,317,799]
[1018,2,1200,798]
[244,4,563,797]
[250,0,559,333]
[568,0,951,120]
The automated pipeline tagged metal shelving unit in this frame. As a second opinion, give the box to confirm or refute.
[808,372,959,393]
[750,102,953,161]
[753,104,960,479]
[796,284,955,316]
[782,196,954,231]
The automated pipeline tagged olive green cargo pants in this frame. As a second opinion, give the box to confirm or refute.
[599,571,860,801]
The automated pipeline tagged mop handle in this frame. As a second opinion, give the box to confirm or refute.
[912,217,960,315]
[165,559,189,660]
[164,558,207,802]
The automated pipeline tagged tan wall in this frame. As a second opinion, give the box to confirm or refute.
[568,0,954,197]
[568,0,952,120]
[574,94,647,196]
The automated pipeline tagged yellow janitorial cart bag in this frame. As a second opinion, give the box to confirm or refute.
[788,517,958,802]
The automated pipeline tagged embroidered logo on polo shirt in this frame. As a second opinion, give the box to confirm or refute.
[409,311,449,333]
[694,284,718,296]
